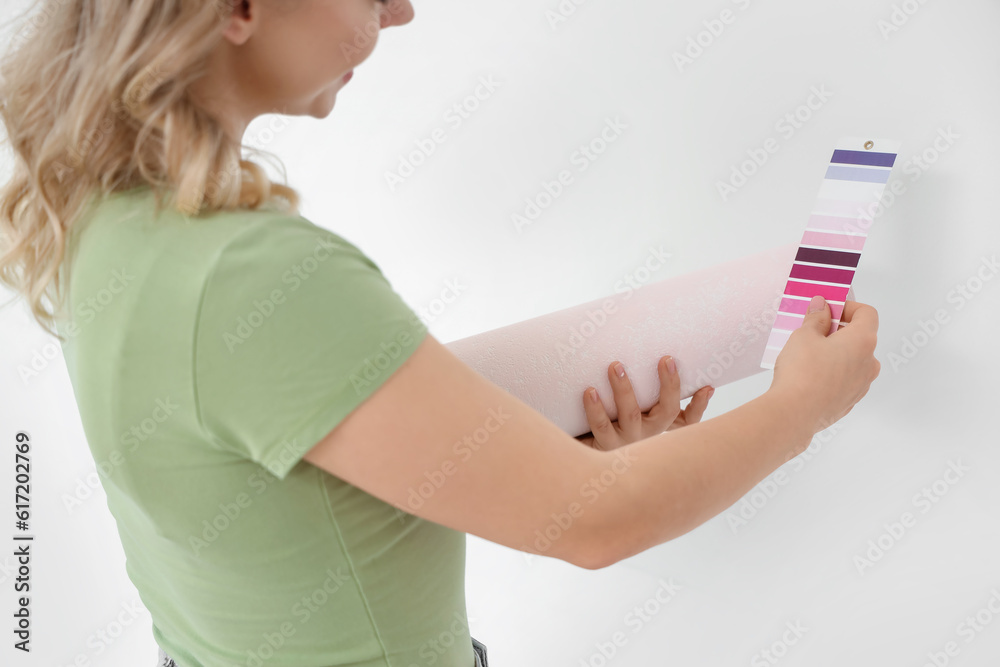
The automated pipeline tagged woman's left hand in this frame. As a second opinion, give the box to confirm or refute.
[575,356,714,451]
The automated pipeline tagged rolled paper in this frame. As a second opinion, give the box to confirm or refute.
[445,243,857,438]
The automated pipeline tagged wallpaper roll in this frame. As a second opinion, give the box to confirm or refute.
[445,243,856,438]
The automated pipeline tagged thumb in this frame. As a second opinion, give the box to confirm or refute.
[802,295,831,333]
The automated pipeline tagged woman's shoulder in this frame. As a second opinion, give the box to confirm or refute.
[79,185,367,264]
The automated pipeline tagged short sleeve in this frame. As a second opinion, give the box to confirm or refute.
[194,216,429,480]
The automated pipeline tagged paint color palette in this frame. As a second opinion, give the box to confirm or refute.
[760,137,900,370]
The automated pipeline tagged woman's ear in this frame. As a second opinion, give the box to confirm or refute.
[221,0,256,46]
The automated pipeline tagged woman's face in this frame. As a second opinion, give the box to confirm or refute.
[204,0,415,136]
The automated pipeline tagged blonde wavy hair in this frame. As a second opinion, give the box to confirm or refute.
[0,0,301,341]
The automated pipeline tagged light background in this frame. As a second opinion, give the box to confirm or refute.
[1,0,998,665]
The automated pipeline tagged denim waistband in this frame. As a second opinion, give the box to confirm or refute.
[472,635,489,667]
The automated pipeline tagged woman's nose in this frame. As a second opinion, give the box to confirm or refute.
[380,0,415,29]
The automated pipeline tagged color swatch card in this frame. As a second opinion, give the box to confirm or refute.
[760,137,900,370]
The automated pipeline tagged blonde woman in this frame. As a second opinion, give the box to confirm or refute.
[0,1,881,666]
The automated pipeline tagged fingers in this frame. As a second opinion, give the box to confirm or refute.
[647,355,681,433]
[583,356,718,450]
[608,361,643,442]
[582,386,620,450]
[841,299,858,323]
[840,300,879,333]
[680,386,713,425]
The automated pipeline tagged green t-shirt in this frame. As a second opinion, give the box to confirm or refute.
[56,186,474,667]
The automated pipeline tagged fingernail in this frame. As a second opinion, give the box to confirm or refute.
[708,387,715,398]
[808,295,825,313]
[588,387,599,403]
[666,356,676,375]
[614,362,625,378]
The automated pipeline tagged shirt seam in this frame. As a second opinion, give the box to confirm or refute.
[257,321,429,479]
[191,214,307,455]
[317,469,396,666]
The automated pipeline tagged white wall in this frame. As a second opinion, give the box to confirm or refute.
[2,0,999,665]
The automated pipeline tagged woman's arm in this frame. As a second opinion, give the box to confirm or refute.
[303,333,816,569]
[582,390,813,565]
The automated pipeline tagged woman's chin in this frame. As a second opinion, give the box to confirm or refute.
[311,88,340,118]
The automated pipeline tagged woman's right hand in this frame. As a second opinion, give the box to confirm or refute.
[769,295,881,436]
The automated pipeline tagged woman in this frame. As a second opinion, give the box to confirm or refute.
[0,1,881,666]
